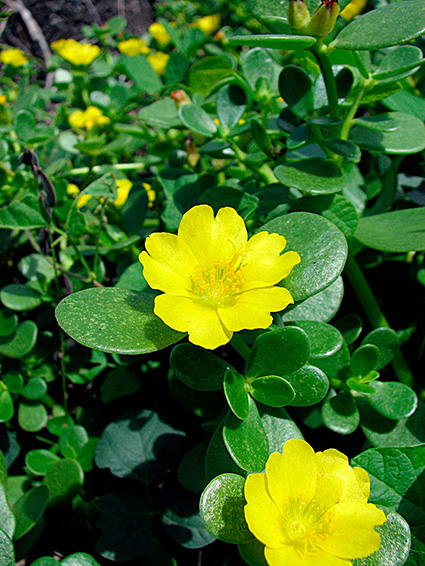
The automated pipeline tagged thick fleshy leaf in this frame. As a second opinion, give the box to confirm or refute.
[289,321,343,360]
[274,159,345,195]
[200,473,253,544]
[246,327,310,379]
[12,485,49,539]
[216,84,246,131]
[178,104,217,137]
[335,314,363,346]
[239,538,268,566]
[224,369,250,419]
[373,45,424,83]
[229,34,316,50]
[223,400,269,473]
[178,440,208,494]
[361,328,399,370]
[61,554,102,566]
[43,459,84,506]
[205,420,247,482]
[188,56,233,97]
[259,406,303,455]
[246,0,351,19]
[285,365,329,407]
[0,195,46,230]
[355,208,425,252]
[322,391,360,434]
[25,449,60,476]
[0,485,14,539]
[334,0,425,51]
[122,54,162,95]
[56,288,185,354]
[279,66,314,120]
[250,375,295,408]
[281,277,344,323]
[0,529,14,566]
[366,381,418,421]
[350,344,380,377]
[260,212,348,301]
[292,194,359,238]
[0,320,38,359]
[1,284,42,311]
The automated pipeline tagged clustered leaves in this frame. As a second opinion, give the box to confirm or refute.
[0,0,424,565]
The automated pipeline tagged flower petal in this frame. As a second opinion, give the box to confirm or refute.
[154,294,231,349]
[265,545,350,566]
[321,500,386,559]
[241,232,301,290]
[211,206,248,256]
[177,204,215,261]
[353,466,371,499]
[315,449,369,509]
[266,440,317,513]
[218,287,294,332]
[244,473,284,549]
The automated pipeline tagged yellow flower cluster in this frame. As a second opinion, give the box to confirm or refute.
[51,39,101,66]
[148,22,171,46]
[139,205,300,349]
[0,95,6,105]
[147,52,169,76]
[117,38,150,56]
[68,106,110,131]
[245,439,386,566]
[191,14,221,35]
[0,48,28,67]
[69,179,133,209]
[143,182,156,208]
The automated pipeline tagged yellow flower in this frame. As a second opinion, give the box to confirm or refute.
[143,182,156,208]
[147,52,169,76]
[76,194,92,209]
[148,22,171,46]
[114,179,133,208]
[0,48,28,67]
[117,38,150,56]
[67,183,80,197]
[0,95,6,105]
[51,39,101,66]
[340,0,368,20]
[139,205,300,350]
[68,106,110,131]
[191,14,221,35]
[244,438,387,566]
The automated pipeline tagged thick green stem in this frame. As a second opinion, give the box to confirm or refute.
[345,254,415,387]
[340,83,367,141]
[313,43,340,120]
[230,334,252,361]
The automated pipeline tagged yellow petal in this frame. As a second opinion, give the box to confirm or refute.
[266,440,316,513]
[265,545,349,566]
[210,206,248,257]
[177,205,215,261]
[244,473,283,549]
[353,466,371,500]
[321,500,386,559]
[315,449,369,509]
[154,294,232,349]
[218,287,294,332]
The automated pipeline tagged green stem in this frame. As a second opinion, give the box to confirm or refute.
[313,42,339,120]
[60,161,147,178]
[228,139,277,184]
[340,83,366,141]
[345,254,415,387]
[230,334,252,361]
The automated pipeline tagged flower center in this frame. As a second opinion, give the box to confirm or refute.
[190,257,244,306]
[280,498,333,555]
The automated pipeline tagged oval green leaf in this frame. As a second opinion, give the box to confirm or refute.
[178,104,217,137]
[274,159,345,195]
[12,485,49,539]
[224,370,250,419]
[367,381,418,421]
[0,320,38,359]
[250,375,295,408]
[229,34,316,51]
[43,459,84,506]
[321,391,359,434]
[286,365,329,407]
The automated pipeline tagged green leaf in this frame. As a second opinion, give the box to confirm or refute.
[188,56,232,97]
[25,449,60,476]
[22,378,47,401]
[95,409,186,484]
[0,195,46,230]
[138,97,180,129]
[334,0,425,51]
[205,420,247,482]
[1,284,42,311]
[279,65,314,120]
[200,473,253,544]
[373,45,424,82]
[178,104,217,137]
[0,451,6,485]
[30,558,59,566]
[335,314,363,346]
[355,208,425,252]
[274,158,345,195]
[61,553,102,566]
[178,440,208,494]
[18,402,47,432]
[96,492,153,561]
[0,484,14,538]
[352,510,411,566]
[0,321,38,359]
[0,389,14,423]
[281,277,344,323]
[246,327,310,379]
[350,113,425,155]
[0,311,18,337]
[0,529,14,566]
[229,34,316,50]
[350,344,380,376]
[361,327,399,369]
[224,370,250,419]
[100,368,141,403]
[285,365,329,407]
[216,84,246,131]
[58,425,89,459]
[321,391,360,434]
[259,406,303,454]
[250,375,295,408]
[352,444,425,551]
[260,212,348,301]
[367,381,418,420]
[239,538,268,566]
[289,321,343,360]
[241,48,274,92]
[43,458,84,506]
[12,485,49,539]
[55,288,185,354]
[223,400,269,473]
[170,343,232,391]
[122,54,162,95]
[246,0,351,18]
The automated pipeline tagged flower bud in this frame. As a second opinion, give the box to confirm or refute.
[306,0,340,37]
[288,0,311,31]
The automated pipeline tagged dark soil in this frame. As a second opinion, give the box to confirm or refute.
[2,0,154,59]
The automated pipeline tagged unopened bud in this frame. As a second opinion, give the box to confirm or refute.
[288,0,311,31]
[306,0,340,37]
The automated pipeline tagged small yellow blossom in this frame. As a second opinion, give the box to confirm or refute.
[148,22,171,46]
[340,0,368,20]
[244,438,387,566]
[114,179,133,208]
[51,39,101,66]
[117,38,150,56]
[139,205,300,349]
[0,48,28,67]
[147,52,169,76]
[143,182,156,208]
[214,118,245,127]
[0,95,6,105]
[191,14,221,35]
[67,183,80,197]
[76,194,92,209]
[68,106,110,131]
